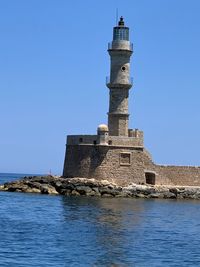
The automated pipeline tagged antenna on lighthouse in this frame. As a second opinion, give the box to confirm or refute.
[116,8,118,25]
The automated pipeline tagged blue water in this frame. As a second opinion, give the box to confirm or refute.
[1,173,200,266]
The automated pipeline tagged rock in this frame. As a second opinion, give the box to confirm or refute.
[92,187,100,193]
[98,187,117,196]
[26,182,42,190]
[54,181,63,189]
[57,183,75,191]
[0,185,5,190]
[6,185,26,192]
[71,190,80,196]
[101,180,112,186]
[135,193,145,198]
[59,189,72,195]
[85,191,97,196]
[176,194,184,199]
[101,193,113,197]
[67,178,99,188]
[149,193,162,198]
[120,189,133,197]
[163,192,176,199]
[25,188,41,194]
[123,187,137,195]
[75,185,93,195]
[115,192,131,198]
[92,187,101,196]
[40,184,58,194]
[169,188,178,196]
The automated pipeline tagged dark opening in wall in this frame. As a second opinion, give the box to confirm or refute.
[121,66,126,71]
[79,138,83,143]
[145,172,156,185]
[108,140,112,145]
[93,140,97,145]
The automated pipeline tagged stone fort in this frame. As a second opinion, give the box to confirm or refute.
[63,17,200,186]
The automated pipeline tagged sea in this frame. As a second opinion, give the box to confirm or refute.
[0,173,200,267]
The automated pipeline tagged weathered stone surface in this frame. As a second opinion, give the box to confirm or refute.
[40,184,58,195]
[71,190,80,196]
[75,186,93,195]
[101,193,113,198]
[25,188,41,194]
[59,189,72,195]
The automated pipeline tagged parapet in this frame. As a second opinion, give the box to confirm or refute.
[66,128,143,148]
[67,135,98,146]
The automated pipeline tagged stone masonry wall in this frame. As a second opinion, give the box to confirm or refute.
[155,165,200,186]
[63,144,200,187]
[142,151,200,186]
[63,144,146,186]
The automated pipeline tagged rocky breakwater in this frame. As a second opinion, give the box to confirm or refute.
[1,175,200,199]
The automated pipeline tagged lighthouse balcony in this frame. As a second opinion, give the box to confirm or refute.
[106,76,133,89]
[108,42,133,52]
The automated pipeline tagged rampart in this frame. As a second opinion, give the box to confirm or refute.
[63,141,200,187]
[63,144,146,186]
[155,165,200,186]
[67,129,143,147]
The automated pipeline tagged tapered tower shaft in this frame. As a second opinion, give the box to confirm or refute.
[106,17,133,136]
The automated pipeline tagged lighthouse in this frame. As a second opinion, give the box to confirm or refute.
[107,16,133,136]
[63,17,149,186]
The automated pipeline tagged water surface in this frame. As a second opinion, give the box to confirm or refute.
[0,173,200,266]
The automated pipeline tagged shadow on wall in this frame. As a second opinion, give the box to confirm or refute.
[89,146,109,177]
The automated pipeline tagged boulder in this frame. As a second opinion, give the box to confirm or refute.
[40,184,58,194]
[71,190,80,196]
[75,185,93,195]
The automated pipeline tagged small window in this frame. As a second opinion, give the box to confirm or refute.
[79,138,83,143]
[120,152,131,166]
[121,66,126,72]
[93,140,97,145]
[108,140,112,145]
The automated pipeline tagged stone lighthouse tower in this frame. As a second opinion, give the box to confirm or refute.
[107,16,133,136]
[63,17,149,186]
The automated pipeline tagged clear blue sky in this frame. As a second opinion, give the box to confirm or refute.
[1,0,200,174]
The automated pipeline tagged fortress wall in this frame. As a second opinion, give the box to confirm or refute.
[63,145,146,186]
[142,152,200,186]
[67,134,143,147]
[63,144,200,187]
[142,151,173,185]
[155,165,200,186]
